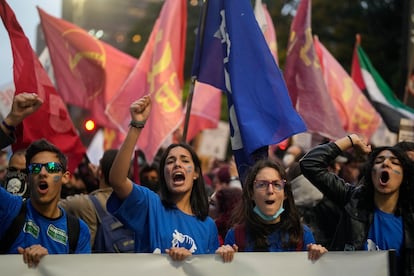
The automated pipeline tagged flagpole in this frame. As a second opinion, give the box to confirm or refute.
[182,0,209,143]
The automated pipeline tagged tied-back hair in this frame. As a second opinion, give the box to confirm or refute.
[25,139,67,171]
[158,143,209,220]
[361,146,414,210]
[232,159,303,251]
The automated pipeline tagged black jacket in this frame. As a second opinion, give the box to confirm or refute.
[300,142,414,276]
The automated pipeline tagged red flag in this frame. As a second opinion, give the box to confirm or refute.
[284,0,345,140]
[106,0,186,162]
[313,36,381,140]
[186,82,222,142]
[0,0,85,172]
[37,8,137,129]
[255,0,278,64]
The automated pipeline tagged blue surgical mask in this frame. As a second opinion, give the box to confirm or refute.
[253,202,284,221]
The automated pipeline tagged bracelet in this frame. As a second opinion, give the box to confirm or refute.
[2,120,16,132]
[347,135,354,147]
[129,119,146,129]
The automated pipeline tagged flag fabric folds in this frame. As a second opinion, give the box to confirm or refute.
[0,0,85,172]
[254,0,278,64]
[185,81,221,142]
[192,0,306,177]
[352,37,414,133]
[106,0,186,163]
[314,36,381,140]
[38,8,137,129]
[284,0,345,140]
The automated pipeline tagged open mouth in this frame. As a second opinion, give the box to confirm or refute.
[38,181,49,191]
[379,171,389,185]
[172,172,185,182]
[265,200,275,205]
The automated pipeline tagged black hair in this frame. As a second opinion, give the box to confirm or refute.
[361,146,414,210]
[158,143,208,220]
[25,139,67,170]
[100,149,119,185]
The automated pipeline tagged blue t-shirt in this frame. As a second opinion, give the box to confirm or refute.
[0,188,90,254]
[107,184,219,254]
[224,224,315,252]
[364,208,403,256]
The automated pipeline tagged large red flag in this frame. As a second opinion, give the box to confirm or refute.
[38,8,137,129]
[314,36,381,140]
[185,82,222,142]
[284,0,345,140]
[106,0,186,162]
[0,0,85,172]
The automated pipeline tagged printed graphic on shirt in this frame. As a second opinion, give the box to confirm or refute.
[23,220,40,239]
[171,229,197,253]
[366,239,380,251]
[47,224,68,245]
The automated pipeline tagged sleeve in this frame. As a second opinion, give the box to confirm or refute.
[106,184,156,234]
[299,142,354,206]
[302,225,316,250]
[224,228,236,246]
[75,219,92,253]
[208,218,220,253]
[0,188,23,238]
[0,128,15,150]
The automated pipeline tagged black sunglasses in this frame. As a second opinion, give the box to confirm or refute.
[28,162,63,174]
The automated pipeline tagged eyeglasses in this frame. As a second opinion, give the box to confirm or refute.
[28,162,63,174]
[254,179,285,191]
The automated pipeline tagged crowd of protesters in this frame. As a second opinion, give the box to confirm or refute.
[2,93,414,274]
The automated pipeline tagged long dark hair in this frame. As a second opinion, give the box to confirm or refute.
[158,143,209,220]
[360,146,414,210]
[232,159,303,251]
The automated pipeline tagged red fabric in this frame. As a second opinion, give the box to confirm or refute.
[314,36,380,140]
[351,40,366,91]
[262,3,278,64]
[283,0,345,140]
[185,82,221,142]
[37,8,137,129]
[107,0,187,162]
[0,0,85,172]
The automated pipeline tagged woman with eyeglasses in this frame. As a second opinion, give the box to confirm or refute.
[0,139,91,267]
[224,159,327,261]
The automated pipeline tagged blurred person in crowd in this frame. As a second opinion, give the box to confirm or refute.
[139,162,160,193]
[337,150,367,186]
[0,150,8,184]
[300,134,414,275]
[209,187,242,245]
[2,149,29,198]
[282,144,305,170]
[394,141,414,161]
[0,139,90,268]
[60,149,118,247]
[107,95,236,262]
[225,159,327,261]
[1,93,43,149]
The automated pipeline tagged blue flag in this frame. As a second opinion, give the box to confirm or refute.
[192,0,306,179]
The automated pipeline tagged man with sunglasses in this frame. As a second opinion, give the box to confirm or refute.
[0,139,90,267]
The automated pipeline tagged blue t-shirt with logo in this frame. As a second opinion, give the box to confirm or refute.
[224,224,315,251]
[364,208,403,256]
[107,184,219,254]
[0,188,90,253]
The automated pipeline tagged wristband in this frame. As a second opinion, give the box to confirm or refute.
[2,120,16,132]
[129,120,146,129]
[347,135,354,147]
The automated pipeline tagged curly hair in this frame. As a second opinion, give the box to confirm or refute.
[232,159,303,251]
